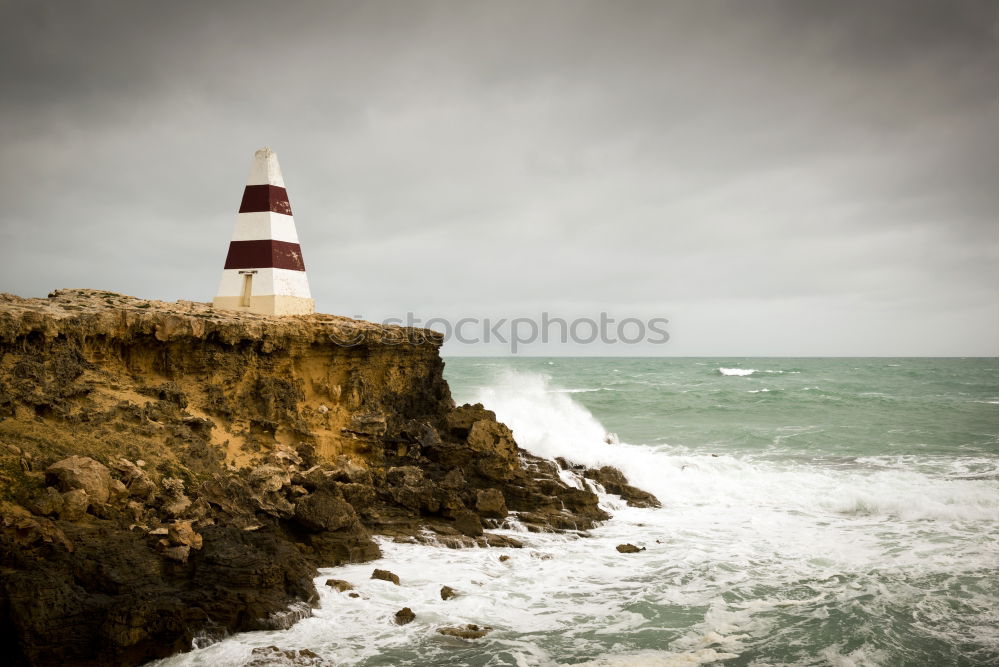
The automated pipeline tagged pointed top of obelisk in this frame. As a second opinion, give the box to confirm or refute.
[247,146,285,187]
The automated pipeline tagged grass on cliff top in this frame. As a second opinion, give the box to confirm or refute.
[0,416,197,503]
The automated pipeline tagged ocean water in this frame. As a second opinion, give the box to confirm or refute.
[154,358,998,667]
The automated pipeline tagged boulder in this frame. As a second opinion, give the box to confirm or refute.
[440,585,457,600]
[294,489,357,532]
[475,488,507,518]
[371,569,400,585]
[108,478,128,503]
[453,509,483,537]
[437,624,492,639]
[45,456,112,504]
[168,520,203,550]
[59,489,89,520]
[325,579,353,592]
[394,607,415,625]
[444,403,496,437]
[112,459,156,500]
[29,487,63,517]
[616,543,645,553]
[583,466,660,508]
[245,645,327,666]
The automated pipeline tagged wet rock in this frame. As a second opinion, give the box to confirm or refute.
[475,488,508,518]
[371,568,400,585]
[583,466,660,508]
[245,645,329,666]
[45,455,113,504]
[616,543,645,553]
[394,607,415,625]
[437,624,492,639]
[440,585,457,600]
[325,579,353,592]
[453,509,483,537]
[498,555,510,562]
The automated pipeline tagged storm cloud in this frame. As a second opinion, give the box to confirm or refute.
[0,0,995,355]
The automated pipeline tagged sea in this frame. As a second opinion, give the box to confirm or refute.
[154,357,998,667]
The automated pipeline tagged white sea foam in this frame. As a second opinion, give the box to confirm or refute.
[718,367,755,376]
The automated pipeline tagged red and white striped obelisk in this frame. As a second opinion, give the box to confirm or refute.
[213,148,315,315]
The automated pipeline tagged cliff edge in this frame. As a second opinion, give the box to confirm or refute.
[0,289,656,666]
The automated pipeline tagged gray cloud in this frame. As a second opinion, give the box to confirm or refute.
[0,0,995,355]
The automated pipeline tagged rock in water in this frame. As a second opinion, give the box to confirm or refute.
[440,585,458,600]
[583,466,661,508]
[616,543,645,553]
[394,607,415,624]
[371,568,401,585]
[437,624,492,639]
[245,645,328,666]
[453,509,484,537]
[325,579,353,592]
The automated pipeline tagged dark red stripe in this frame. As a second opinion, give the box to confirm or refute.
[224,240,305,271]
[239,184,292,215]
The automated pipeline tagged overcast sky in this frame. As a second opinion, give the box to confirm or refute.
[0,0,996,355]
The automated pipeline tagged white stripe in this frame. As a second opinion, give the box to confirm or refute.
[230,211,300,243]
[216,267,312,299]
[246,147,286,187]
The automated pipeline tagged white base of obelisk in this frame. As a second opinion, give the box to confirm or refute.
[212,295,315,316]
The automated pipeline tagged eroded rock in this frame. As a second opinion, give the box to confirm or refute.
[325,579,353,592]
[45,456,112,504]
[371,568,400,585]
[437,624,492,639]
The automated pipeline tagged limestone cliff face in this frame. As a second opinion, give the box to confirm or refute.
[0,290,641,667]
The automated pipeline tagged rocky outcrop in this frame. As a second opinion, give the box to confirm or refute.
[582,466,661,508]
[437,624,492,639]
[393,607,415,625]
[0,290,651,666]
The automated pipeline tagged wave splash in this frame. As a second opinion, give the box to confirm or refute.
[718,367,756,376]
[469,370,998,525]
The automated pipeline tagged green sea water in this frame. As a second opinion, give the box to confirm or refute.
[155,357,998,667]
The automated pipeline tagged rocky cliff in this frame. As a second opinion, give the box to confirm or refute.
[0,289,656,666]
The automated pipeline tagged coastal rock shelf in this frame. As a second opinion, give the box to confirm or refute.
[0,289,646,666]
